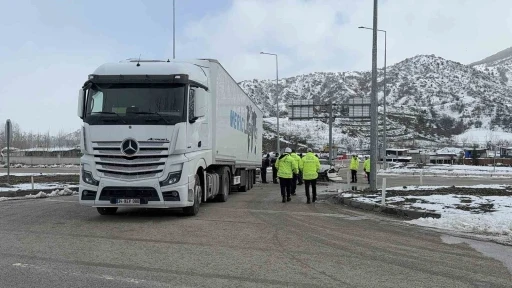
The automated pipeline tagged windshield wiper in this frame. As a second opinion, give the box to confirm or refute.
[91,112,127,124]
[131,111,170,124]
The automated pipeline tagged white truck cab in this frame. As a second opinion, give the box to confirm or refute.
[77,59,262,216]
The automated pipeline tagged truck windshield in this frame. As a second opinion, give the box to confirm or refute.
[84,83,186,125]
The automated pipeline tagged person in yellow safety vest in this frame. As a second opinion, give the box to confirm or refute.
[349,154,359,183]
[363,156,370,184]
[289,149,301,195]
[299,148,321,204]
[275,147,298,203]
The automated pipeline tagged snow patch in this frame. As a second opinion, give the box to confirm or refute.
[0,183,78,192]
[0,188,77,202]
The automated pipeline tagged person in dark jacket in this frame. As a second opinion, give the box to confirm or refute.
[271,153,279,183]
[261,154,270,183]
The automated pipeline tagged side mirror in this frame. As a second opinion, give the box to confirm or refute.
[78,89,85,119]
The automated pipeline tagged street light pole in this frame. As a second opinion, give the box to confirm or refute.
[173,0,176,59]
[358,25,387,169]
[260,52,280,154]
[369,0,379,191]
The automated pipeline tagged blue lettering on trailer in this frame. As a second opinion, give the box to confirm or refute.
[230,110,245,133]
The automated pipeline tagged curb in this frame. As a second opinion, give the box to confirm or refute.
[332,196,441,220]
[0,187,79,198]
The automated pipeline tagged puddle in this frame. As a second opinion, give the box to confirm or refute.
[441,235,512,275]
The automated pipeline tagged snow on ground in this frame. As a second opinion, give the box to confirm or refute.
[380,164,512,177]
[435,147,463,154]
[385,184,508,190]
[341,184,512,243]
[455,128,512,143]
[0,183,78,192]
[5,164,80,169]
[0,173,79,176]
[0,188,77,202]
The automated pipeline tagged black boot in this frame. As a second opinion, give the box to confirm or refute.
[287,197,291,202]
[282,197,286,203]
[307,198,311,204]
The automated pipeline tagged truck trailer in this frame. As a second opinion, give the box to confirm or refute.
[77,59,263,216]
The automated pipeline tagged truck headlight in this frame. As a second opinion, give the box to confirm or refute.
[82,165,99,186]
[160,171,182,186]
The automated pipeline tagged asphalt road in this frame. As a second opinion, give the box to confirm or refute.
[0,182,511,287]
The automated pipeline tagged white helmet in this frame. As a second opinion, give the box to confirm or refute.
[285,147,292,153]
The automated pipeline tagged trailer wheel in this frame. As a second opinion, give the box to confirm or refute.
[183,174,201,216]
[238,170,248,192]
[248,170,254,190]
[96,207,118,215]
[216,167,230,202]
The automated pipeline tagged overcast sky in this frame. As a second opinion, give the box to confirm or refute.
[1,0,511,134]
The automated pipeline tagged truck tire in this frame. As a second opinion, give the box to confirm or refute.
[183,174,201,216]
[97,207,118,215]
[238,170,248,192]
[216,168,230,202]
[248,171,253,190]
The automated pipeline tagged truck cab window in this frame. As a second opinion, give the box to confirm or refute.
[84,83,187,125]
[89,91,104,113]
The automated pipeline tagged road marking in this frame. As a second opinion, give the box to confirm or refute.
[223,208,369,219]
[12,262,146,285]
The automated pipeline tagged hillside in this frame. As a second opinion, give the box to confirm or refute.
[241,53,512,151]
[471,46,512,86]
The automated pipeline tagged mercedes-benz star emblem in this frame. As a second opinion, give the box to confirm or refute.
[121,138,139,156]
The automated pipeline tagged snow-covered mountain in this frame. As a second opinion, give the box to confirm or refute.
[241,52,512,151]
[471,46,512,86]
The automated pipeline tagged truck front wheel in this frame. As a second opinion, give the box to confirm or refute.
[183,174,201,216]
[96,207,118,215]
[216,167,230,202]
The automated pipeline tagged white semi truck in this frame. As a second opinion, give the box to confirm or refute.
[77,59,262,216]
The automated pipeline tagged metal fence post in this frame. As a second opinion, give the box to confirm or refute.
[6,119,12,184]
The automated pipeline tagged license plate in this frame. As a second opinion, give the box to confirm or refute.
[116,199,140,205]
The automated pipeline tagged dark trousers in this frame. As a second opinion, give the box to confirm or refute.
[351,170,357,183]
[279,177,291,198]
[304,179,317,201]
[272,167,278,183]
[366,172,370,184]
[260,167,268,183]
[291,174,298,194]
[297,172,303,185]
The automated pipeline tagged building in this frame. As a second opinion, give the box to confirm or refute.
[429,147,463,164]
[463,147,488,159]
[499,147,512,158]
[385,149,412,163]
[8,146,81,157]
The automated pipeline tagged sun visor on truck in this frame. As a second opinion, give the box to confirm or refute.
[86,74,190,85]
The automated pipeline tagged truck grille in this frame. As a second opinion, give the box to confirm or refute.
[92,141,169,180]
[99,187,160,201]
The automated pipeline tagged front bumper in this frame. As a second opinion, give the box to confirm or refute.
[79,157,194,209]
[79,181,193,208]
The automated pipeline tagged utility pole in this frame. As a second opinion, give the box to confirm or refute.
[329,103,333,165]
[369,0,379,191]
[382,30,387,169]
